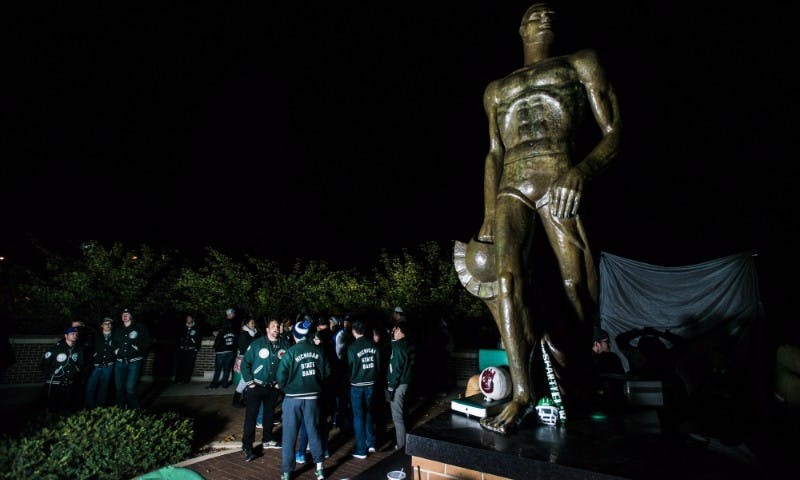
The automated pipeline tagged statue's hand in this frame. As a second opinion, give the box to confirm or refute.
[478,221,494,243]
[549,167,586,219]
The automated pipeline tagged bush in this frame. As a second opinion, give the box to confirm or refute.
[0,407,193,480]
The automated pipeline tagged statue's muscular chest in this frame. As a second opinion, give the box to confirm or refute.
[497,57,581,111]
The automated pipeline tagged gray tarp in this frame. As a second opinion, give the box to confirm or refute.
[598,251,765,398]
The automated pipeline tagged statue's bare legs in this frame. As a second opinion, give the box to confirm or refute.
[479,199,598,433]
[480,197,537,433]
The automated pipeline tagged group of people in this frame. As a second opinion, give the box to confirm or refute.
[40,308,152,412]
[39,304,416,480]
[232,308,414,480]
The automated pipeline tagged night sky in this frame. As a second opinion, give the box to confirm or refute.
[2,1,795,307]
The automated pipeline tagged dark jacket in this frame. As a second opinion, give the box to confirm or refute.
[387,337,413,390]
[178,323,201,352]
[276,339,329,399]
[41,339,85,385]
[212,325,236,354]
[237,327,260,356]
[113,321,152,362]
[347,336,380,387]
[92,331,119,367]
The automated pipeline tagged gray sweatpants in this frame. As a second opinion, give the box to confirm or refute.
[390,383,409,448]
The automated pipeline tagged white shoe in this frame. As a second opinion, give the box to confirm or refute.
[368,447,376,453]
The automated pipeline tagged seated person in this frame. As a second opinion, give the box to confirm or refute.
[593,327,624,375]
[592,327,625,411]
[616,327,690,432]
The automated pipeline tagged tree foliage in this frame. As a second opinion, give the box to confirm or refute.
[171,247,255,325]
[4,239,489,335]
[13,241,174,332]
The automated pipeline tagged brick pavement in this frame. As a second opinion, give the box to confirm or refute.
[152,382,452,480]
[184,437,407,480]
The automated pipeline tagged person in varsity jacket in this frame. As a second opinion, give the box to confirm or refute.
[239,318,290,462]
[347,318,382,459]
[276,317,329,480]
[113,308,152,409]
[41,325,85,413]
[85,317,118,408]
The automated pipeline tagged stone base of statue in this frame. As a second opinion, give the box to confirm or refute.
[407,406,770,480]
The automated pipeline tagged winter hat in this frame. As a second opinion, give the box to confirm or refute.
[293,317,313,340]
[593,326,610,343]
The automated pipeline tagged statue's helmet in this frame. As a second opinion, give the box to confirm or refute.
[453,237,498,300]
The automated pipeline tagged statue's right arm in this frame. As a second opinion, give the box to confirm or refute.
[478,80,504,243]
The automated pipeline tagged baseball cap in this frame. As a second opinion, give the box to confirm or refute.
[65,326,79,334]
[393,306,404,314]
[226,308,235,315]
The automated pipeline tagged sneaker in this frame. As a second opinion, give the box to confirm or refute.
[295,452,306,464]
[243,449,255,462]
[315,468,325,480]
[367,447,376,453]
[263,440,281,449]
[256,423,263,429]
[352,453,367,459]
[324,449,330,459]
[281,473,291,480]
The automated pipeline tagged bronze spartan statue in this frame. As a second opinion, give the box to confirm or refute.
[454,2,621,434]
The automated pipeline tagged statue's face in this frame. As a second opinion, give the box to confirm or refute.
[519,6,555,44]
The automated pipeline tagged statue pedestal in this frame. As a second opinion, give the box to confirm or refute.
[407,409,765,479]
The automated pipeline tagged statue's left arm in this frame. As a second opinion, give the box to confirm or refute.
[550,48,622,219]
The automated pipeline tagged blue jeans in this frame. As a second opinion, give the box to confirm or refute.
[281,397,322,473]
[114,359,143,408]
[85,364,114,408]
[210,351,234,387]
[350,385,375,455]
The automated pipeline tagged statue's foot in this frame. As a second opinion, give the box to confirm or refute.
[480,399,533,434]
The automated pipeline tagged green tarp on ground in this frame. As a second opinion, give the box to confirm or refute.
[137,465,205,480]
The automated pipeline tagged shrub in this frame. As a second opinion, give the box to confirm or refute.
[0,407,193,480]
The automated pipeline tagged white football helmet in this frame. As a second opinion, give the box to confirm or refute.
[536,397,559,426]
